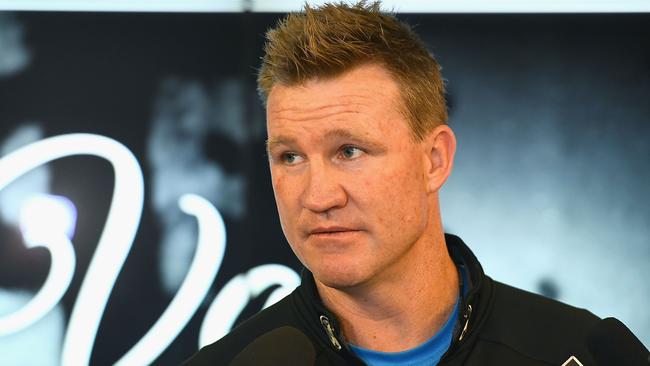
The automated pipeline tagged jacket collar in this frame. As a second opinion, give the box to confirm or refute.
[292,233,491,364]
[443,234,490,362]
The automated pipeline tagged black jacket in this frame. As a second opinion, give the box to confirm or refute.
[184,234,600,365]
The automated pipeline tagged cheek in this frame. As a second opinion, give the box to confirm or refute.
[375,159,424,201]
[271,175,294,238]
[271,173,284,199]
[272,175,293,212]
[365,159,427,232]
[271,173,302,230]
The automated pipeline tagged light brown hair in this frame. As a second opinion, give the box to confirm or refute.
[257,1,448,140]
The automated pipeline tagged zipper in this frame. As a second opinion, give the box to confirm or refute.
[458,304,473,341]
[319,315,343,350]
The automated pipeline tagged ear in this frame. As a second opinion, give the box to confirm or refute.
[423,124,456,193]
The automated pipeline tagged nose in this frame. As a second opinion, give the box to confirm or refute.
[301,159,347,214]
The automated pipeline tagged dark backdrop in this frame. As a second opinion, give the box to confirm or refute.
[0,11,647,365]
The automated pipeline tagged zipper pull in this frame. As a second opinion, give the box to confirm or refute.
[458,304,473,341]
[320,315,343,350]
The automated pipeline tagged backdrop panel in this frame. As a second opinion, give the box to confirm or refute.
[0,11,647,365]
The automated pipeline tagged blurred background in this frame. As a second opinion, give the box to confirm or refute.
[0,1,648,364]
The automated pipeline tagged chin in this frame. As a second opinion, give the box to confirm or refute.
[309,260,370,290]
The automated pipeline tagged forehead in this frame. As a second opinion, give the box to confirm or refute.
[266,64,403,127]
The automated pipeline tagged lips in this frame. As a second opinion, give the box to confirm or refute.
[308,226,362,236]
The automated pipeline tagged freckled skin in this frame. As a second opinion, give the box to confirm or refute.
[267,64,435,290]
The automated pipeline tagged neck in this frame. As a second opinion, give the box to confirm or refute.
[315,230,460,352]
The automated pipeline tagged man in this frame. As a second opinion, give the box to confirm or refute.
[185,2,601,365]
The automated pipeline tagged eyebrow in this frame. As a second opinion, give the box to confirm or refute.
[323,129,377,147]
[266,128,384,155]
[266,136,296,155]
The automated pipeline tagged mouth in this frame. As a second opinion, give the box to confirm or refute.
[308,227,362,236]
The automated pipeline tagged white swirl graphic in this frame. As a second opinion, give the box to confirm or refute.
[0,132,299,365]
[0,133,144,365]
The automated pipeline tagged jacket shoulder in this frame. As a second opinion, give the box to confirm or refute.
[183,293,302,365]
[476,279,599,365]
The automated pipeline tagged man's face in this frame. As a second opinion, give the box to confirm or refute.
[266,64,434,289]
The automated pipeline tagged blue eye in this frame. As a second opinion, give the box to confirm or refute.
[281,152,303,165]
[340,146,363,159]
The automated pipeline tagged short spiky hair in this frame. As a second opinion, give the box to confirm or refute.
[257,1,448,140]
